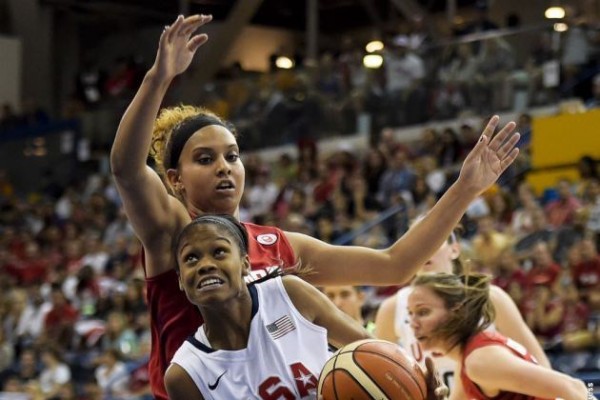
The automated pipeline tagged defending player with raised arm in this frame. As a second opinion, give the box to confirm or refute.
[110,14,520,399]
[407,273,590,400]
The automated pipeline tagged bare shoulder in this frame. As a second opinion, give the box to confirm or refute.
[281,274,324,321]
[281,274,317,299]
[465,344,512,380]
[165,364,204,400]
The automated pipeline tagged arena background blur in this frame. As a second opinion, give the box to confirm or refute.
[1,0,599,398]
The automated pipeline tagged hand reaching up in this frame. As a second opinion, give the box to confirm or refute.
[153,14,212,81]
[457,115,520,196]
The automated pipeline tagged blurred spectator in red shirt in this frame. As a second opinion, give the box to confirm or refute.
[43,284,78,350]
[493,248,527,293]
[559,280,594,352]
[545,179,582,228]
[525,241,562,290]
[523,279,564,345]
[571,237,600,310]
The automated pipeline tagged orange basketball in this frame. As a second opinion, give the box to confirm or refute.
[318,339,427,400]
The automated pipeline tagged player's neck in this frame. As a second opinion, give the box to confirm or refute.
[200,293,254,350]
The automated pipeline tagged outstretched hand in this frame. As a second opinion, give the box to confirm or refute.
[153,14,212,81]
[457,115,520,196]
[424,357,449,400]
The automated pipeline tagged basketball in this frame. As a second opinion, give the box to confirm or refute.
[318,339,427,400]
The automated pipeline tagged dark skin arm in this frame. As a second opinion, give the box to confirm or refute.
[165,363,205,400]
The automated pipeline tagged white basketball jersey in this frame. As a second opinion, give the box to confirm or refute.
[394,286,496,390]
[171,277,329,400]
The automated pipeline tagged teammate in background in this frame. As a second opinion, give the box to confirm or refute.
[374,227,549,391]
[165,215,443,400]
[322,286,376,334]
[110,14,520,399]
[407,272,590,400]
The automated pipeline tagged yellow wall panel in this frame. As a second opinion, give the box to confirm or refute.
[531,109,600,168]
[526,167,580,195]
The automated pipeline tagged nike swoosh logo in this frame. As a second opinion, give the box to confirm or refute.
[208,370,227,390]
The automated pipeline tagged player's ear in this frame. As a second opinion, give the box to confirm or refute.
[177,274,184,291]
[241,255,251,276]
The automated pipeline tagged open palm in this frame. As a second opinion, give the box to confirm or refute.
[458,116,520,196]
[154,14,212,81]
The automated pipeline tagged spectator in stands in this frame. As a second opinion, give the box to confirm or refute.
[322,285,374,332]
[514,207,555,258]
[95,348,130,398]
[525,241,562,291]
[545,178,582,228]
[38,346,71,399]
[584,178,600,247]
[586,73,600,108]
[523,277,564,346]
[571,238,600,311]
[377,147,416,209]
[43,284,78,350]
[101,311,139,360]
[362,147,388,198]
[245,166,279,221]
[471,215,513,269]
[560,280,595,352]
[383,36,426,126]
[473,38,516,112]
[0,328,14,376]
[109,14,520,399]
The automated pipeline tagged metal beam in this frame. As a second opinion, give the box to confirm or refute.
[181,0,263,101]
[388,0,424,22]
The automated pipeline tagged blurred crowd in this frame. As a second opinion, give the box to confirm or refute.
[1,109,599,398]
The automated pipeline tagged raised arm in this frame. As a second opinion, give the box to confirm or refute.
[282,275,372,347]
[489,285,551,368]
[109,15,211,275]
[286,116,520,286]
[465,345,588,400]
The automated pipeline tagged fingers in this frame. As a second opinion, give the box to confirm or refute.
[480,115,500,140]
[188,34,209,53]
[500,148,519,172]
[488,120,516,152]
[182,14,212,37]
[165,14,212,43]
[496,131,520,160]
[166,14,184,42]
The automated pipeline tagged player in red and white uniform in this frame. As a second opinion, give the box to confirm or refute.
[375,229,549,393]
[407,272,590,400]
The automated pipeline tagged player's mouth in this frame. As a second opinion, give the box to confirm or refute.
[215,180,235,192]
[197,276,225,291]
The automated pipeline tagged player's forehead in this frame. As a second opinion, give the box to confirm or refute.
[408,286,443,308]
[186,125,238,150]
[178,224,236,249]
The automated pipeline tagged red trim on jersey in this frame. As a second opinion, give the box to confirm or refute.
[461,331,551,400]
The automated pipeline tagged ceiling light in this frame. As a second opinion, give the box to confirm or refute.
[553,22,568,32]
[275,56,294,69]
[363,54,383,69]
[365,40,384,53]
[545,6,565,19]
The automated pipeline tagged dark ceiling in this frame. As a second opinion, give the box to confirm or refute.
[42,0,479,34]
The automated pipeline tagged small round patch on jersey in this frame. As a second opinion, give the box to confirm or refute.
[257,233,278,246]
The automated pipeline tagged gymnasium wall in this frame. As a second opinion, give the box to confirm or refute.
[527,109,600,193]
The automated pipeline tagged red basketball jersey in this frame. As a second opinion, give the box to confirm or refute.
[461,331,551,400]
[145,222,296,400]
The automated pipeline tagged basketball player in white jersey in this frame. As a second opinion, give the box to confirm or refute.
[165,215,445,400]
[374,226,550,393]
